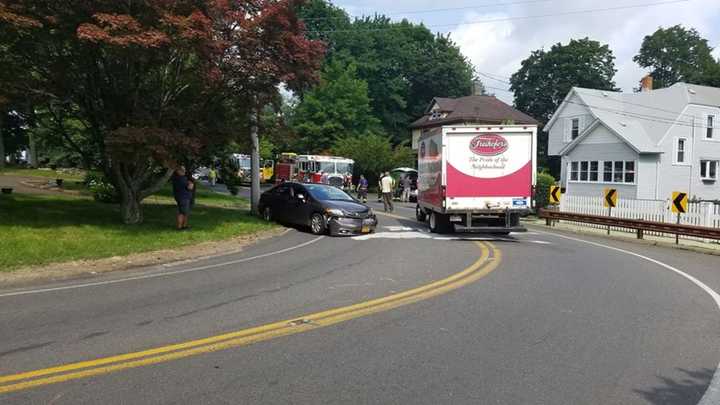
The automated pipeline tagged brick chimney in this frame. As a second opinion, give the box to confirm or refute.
[640,74,653,92]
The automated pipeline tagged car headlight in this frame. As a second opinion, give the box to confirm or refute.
[324,208,344,217]
[367,207,374,216]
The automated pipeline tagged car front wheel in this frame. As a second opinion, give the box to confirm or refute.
[262,206,272,222]
[310,213,327,235]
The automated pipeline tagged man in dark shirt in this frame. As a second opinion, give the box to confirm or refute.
[172,166,194,230]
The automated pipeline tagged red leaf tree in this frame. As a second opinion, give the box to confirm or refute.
[0,0,324,223]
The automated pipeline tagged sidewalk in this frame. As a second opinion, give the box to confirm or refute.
[524,216,720,255]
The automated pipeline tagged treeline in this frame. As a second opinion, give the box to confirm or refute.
[262,0,476,179]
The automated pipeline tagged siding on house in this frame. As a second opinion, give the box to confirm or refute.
[637,155,659,199]
[563,126,640,198]
[654,104,720,200]
[547,93,593,156]
[565,182,637,198]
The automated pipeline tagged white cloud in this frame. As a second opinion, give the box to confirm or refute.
[445,0,720,96]
[338,0,720,103]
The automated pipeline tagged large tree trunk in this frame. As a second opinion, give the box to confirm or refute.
[250,106,261,215]
[113,163,173,225]
[28,133,37,168]
[120,189,143,225]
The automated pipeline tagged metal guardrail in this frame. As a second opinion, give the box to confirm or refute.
[538,208,720,241]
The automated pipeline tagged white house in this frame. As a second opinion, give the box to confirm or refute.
[545,78,720,201]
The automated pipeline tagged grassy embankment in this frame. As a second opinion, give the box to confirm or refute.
[0,169,272,271]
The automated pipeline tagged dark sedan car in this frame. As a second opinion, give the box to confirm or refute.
[258,182,378,236]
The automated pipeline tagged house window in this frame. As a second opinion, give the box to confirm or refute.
[570,162,579,181]
[571,118,580,140]
[603,161,613,182]
[579,161,589,181]
[614,161,624,182]
[571,160,636,184]
[700,160,718,181]
[624,161,635,183]
[707,115,715,139]
[589,161,599,182]
[676,138,687,163]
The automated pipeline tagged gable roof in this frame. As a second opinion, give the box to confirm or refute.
[545,83,720,154]
[410,95,538,129]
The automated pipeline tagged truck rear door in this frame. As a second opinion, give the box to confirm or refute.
[444,128,533,211]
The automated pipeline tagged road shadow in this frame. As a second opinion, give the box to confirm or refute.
[634,367,714,405]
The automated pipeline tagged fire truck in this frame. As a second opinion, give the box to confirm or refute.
[275,154,354,188]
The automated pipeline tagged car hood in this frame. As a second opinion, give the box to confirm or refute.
[323,200,370,214]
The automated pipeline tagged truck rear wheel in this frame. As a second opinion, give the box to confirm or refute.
[428,211,452,234]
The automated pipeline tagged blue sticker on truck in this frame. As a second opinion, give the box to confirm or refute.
[512,198,528,206]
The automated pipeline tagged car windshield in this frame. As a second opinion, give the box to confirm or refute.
[317,162,336,173]
[304,184,354,201]
[336,162,353,174]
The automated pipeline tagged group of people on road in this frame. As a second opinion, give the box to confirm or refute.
[354,172,414,212]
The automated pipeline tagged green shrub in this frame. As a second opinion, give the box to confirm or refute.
[535,172,556,210]
[85,172,119,203]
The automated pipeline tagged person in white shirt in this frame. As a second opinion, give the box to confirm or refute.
[380,172,395,212]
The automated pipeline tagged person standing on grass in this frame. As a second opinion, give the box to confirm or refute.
[356,174,369,203]
[172,166,194,230]
[381,171,395,212]
[208,167,217,186]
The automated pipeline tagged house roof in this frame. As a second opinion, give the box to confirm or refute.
[409,95,538,129]
[546,82,720,154]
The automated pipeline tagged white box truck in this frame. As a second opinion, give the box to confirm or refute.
[415,125,537,234]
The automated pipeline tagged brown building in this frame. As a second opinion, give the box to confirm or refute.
[409,95,538,149]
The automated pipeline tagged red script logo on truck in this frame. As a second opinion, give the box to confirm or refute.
[469,134,508,156]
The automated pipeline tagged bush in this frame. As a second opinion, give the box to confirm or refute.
[85,172,119,203]
[535,172,556,210]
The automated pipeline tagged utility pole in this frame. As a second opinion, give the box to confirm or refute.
[0,112,5,169]
[250,101,261,214]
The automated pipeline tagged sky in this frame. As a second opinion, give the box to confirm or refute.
[335,0,720,104]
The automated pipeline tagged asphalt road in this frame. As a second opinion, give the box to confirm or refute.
[1,202,719,404]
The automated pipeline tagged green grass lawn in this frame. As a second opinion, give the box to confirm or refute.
[0,193,275,271]
[147,183,247,209]
[0,167,86,181]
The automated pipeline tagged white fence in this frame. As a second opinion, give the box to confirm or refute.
[559,195,720,241]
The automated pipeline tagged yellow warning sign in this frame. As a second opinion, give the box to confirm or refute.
[671,192,688,214]
[549,186,561,204]
[603,188,617,208]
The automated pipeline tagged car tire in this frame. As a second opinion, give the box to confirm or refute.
[262,206,272,222]
[416,205,426,222]
[310,213,327,235]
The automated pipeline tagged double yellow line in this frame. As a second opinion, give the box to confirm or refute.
[0,241,501,395]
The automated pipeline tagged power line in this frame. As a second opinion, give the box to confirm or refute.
[301,0,554,21]
[485,85,513,93]
[308,0,689,33]
[477,71,511,85]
